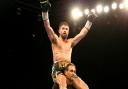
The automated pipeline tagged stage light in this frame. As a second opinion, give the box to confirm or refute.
[70,1,128,21]
[71,7,83,20]
[96,4,103,14]
[112,2,117,10]
[119,3,124,9]
[104,6,109,13]
[84,9,89,15]
[91,9,96,14]
[124,0,128,9]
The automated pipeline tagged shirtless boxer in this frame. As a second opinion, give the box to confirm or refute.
[40,1,97,89]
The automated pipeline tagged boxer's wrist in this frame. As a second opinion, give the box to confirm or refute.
[84,20,92,30]
[42,12,49,21]
[59,86,67,89]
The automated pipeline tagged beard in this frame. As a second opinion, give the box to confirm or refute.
[61,33,68,39]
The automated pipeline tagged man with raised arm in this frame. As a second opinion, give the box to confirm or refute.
[40,1,97,89]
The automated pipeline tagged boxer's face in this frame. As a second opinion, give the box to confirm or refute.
[64,65,76,80]
[59,25,69,39]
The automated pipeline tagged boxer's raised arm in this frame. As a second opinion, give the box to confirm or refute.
[40,1,58,43]
[71,13,97,47]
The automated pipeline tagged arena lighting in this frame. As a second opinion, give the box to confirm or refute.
[111,2,117,10]
[84,9,89,15]
[104,5,109,13]
[96,4,103,14]
[124,0,128,9]
[71,7,83,20]
[91,9,96,14]
[70,1,127,20]
[119,3,124,9]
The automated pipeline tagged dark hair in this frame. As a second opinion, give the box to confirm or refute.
[59,21,69,29]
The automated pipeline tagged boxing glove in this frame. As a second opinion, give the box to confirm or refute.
[87,13,97,22]
[40,1,51,12]
[85,13,97,30]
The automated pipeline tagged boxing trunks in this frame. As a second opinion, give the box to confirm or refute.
[51,61,70,82]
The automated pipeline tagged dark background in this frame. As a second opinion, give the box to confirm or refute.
[3,0,128,89]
